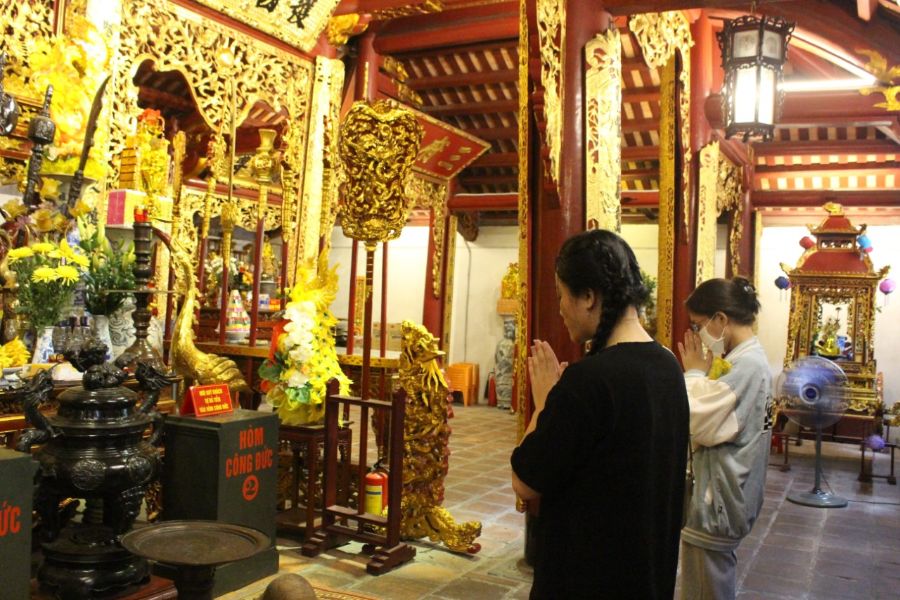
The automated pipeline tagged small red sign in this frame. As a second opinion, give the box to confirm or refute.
[181,384,234,417]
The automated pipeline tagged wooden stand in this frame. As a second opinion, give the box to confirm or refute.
[301,381,415,575]
[276,423,353,540]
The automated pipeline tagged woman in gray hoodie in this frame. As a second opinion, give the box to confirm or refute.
[677,277,773,599]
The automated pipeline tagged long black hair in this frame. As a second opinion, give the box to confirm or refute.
[686,276,760,325]
[555,229,648,353]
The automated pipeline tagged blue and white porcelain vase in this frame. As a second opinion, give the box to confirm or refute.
[31,326,55,364]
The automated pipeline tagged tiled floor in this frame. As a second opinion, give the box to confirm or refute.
[221,405,900,600]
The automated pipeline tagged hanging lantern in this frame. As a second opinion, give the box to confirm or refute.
[880,278,896,295]
[717,16,795,142]
[774,276,791,290]
[799,236,815,250]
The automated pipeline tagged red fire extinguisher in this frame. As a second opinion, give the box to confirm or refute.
[487,371,497,407]
[364,470,388,515]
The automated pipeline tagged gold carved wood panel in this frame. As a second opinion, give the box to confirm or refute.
[585,27,622,232]
[697,141,743,284]
[109,0,314,195]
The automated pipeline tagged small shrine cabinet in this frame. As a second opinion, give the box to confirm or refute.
[782,203,890,414]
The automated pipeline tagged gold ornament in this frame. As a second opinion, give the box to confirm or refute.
[338,100,424,250]
[585,27,622,232]
[501,262,519,300]
[858,49,900,112]
[169,233,250,394]
[535,0,565,189]
[398,320,481,553]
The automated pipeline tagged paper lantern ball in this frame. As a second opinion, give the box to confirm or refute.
[863,246,874,254]
[880,278,896,295]
[858,234,872,249]
[799,236,815,249]
[774,276,791,290]
[866,434,885,451]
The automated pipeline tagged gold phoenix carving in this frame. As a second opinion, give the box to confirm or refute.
[536,0,565,189]
[398,320,482,553]
[857,49,900,112]
[338,100,424,250]
[169,233,250,395]
[190,0,340,52]
[585,27,622,232]
[697,141,743,284]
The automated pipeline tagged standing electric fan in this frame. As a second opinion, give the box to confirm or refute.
[775,356,850,508]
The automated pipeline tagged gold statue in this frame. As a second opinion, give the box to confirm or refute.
[814,315,845,358]
[261,237,277,281]
[170,233,250,394]
[500,262,518,300]
[397,320,482,554]
[338,100,423,249]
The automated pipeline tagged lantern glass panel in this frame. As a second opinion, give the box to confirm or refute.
[758,68,776,125]
[733,30,760,58]
[762,30,783,60]
[734,67,760,122]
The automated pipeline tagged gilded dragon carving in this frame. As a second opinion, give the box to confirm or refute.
[398,320,481,554]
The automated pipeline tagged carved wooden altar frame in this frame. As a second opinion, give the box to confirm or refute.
[782,207,889,413]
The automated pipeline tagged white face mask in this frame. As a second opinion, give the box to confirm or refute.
[698,319,726,356]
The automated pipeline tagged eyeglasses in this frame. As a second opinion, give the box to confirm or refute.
[689,317,713,333]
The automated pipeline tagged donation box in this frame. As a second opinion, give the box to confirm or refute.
[162,409,279,594]
[0,448,37,600]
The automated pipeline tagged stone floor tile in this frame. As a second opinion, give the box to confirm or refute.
[430,578,514,600]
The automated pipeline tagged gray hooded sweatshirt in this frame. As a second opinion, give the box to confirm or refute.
[681,336,773,552]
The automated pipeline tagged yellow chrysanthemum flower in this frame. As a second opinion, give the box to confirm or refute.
[2,199,27,219]
[6,247,34,261]
[57,238,77,260]
[56,265,80,283]
[32,267,60,283]
[31,242,56,254]
[68,253,90,268]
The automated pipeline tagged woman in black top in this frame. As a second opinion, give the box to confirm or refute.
[511,229,690,599]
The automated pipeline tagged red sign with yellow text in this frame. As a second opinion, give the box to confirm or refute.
[181,384,233,417]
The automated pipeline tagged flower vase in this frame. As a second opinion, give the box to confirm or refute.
[32,326,55,364]
[91,315,114,360]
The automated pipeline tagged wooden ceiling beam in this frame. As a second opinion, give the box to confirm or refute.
[755,160,900,175]
[603,0,792,16]
[395,39,517,61]
[471,152,518,168]
[622,146,660,161]
[622,118,658,133]
[448,192,518,212]
[622,87,660,105]
[706,91,900,139]
[373,3,518,54]
[406,67,518,91]
[421,99,518,117]
[753,139,899,157]
[752,189,900,207]
[622,168,659,181]
[621,190,660,206]
[458,174,518,186]
[463,126,517,141]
